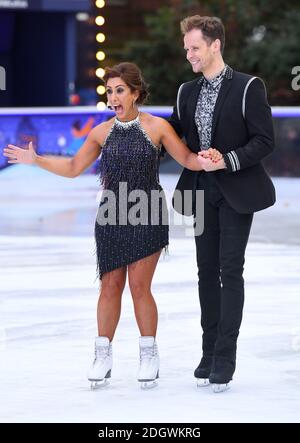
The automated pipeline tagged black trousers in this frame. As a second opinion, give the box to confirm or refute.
[194,172,253,362]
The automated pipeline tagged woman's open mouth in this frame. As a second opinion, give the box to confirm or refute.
[114,105,123,113]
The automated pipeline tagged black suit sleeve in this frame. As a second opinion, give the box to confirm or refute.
[223,78,275,173]
[160,86,184,157]
[168,103,183,138]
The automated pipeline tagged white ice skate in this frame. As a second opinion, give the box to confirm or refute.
[87,336,112,389]
[194,356,212,388]
[137,336,159,390]
[212,383,231,393]
[196,378,210,387]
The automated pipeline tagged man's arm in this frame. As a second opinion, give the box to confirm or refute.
[223,78,275,173]
[168,83,185,137]
[168,105,182,137]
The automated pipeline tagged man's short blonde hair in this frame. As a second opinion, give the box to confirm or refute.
[180,15,225,54]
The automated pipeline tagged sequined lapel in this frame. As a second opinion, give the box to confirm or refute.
[211,67,233,140]
[187,77,204,148]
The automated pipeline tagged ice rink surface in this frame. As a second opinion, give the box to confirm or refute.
[0,165,299,423]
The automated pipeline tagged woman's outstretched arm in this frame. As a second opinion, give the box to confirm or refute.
[3,125,103,178]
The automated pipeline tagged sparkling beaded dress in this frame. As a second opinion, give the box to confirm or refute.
[95,114,169,279]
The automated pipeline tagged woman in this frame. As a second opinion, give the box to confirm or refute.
[3,62,221,389]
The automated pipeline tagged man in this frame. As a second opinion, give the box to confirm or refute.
[170,15,275,391]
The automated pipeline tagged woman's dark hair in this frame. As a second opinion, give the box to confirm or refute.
[103,62,149,105]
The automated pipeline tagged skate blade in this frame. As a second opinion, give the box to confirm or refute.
[196,378,210,387]
[212,383,230,393]
[89,370,111,390]
[140,380,158,390]
[139,371,159,390]
[90,379,109,390]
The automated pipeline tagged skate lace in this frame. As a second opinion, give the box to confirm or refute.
[140,346,155,361]
[94,345,109,362]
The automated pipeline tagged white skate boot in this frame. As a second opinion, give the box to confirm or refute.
[137,336,159,390]
[212,383,230,393]
[87,336,112,389]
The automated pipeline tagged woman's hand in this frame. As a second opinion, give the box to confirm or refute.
[3,141,37,165]
[197,152,226,171]
[198,148,223,163]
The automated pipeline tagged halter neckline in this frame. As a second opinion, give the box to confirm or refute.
[115,113,140,128]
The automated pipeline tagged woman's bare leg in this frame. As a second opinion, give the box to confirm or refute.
[97,266,127,341]
[128,250,161,337]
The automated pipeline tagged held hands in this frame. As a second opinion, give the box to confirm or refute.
[197,148,225,171]
[3,142,37,165]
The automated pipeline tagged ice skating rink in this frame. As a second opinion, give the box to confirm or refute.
[0,165,299,423]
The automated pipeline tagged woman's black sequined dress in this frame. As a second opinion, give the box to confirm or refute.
[95,114,169,279]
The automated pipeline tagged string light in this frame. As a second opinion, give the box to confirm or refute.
[97,102,106,111]
[96,0,105,8]
[96,33,106,43]
[96,68,105,78]
[95,16,105,26]
[96,51,105,61]
[97,85,106,95]
[95,1,107,109]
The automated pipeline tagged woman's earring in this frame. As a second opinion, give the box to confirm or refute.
[132,100,136,109]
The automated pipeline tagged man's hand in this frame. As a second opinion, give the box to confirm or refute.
[197,148,226,171]
[198,148,222,162]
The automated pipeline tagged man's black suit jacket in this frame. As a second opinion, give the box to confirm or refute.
[169,66,276,215]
